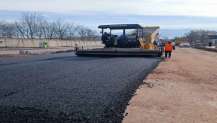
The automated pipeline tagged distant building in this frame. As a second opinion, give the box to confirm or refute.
[207,34,217,48]
[190,31,217,48]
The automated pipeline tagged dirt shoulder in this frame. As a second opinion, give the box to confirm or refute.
[123,48,217,123]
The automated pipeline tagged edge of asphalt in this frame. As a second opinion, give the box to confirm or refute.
[116,58,162,123]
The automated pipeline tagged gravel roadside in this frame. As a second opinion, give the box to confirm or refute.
[123,48,217,123]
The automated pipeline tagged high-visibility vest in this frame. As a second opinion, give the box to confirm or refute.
[164,43,173,52]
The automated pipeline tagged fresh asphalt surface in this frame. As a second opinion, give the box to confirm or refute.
[0,53,160,123]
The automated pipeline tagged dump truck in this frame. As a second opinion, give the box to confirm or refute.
[76,24,162,57]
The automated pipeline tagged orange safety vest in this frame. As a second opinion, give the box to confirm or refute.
[164,43,173,52]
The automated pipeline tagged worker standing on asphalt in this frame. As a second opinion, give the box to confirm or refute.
[164,41,173,60]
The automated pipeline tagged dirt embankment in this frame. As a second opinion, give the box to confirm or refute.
[123,48,217,123]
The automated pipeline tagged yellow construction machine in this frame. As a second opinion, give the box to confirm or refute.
[76,24,162,57]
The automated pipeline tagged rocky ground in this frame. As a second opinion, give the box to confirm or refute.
[123,48,217,123]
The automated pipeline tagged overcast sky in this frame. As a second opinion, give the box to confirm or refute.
[0,0,217,16]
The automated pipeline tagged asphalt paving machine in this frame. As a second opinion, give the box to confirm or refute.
[76,24,162,57]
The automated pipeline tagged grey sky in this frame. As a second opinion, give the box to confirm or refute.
[0,0,217,16]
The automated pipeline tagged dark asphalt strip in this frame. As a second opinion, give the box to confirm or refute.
[0,53,161,123]
[0,65,159,123]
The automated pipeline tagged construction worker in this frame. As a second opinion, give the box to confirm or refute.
[102,32,109,44]
[164,41,173,59]
[157,39,164,53]
[75,43,78,51]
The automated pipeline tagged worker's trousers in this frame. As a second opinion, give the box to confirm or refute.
[165,51,172,58]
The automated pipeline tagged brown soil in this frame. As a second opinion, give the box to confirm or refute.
[123,48,217,123]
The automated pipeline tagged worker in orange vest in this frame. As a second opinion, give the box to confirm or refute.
[164,41,173,59]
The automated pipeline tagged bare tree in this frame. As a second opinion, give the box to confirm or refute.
[21,13,36,39]
[75,25,88,39]
[15,21,26,39]
[53,20,69,39]
[0,21,16,38]
[86,28,97,37]
[66,24,76,39]
[0,12,98,40]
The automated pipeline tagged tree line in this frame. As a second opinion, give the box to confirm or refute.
[173,30,217,47]
[0,13,98,40]
[185,30,217,47]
